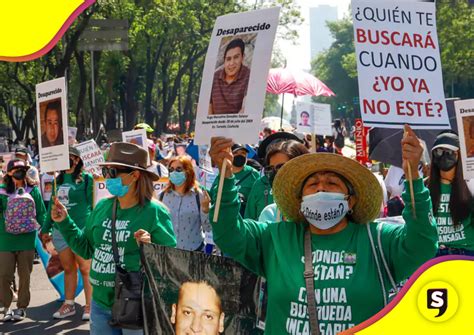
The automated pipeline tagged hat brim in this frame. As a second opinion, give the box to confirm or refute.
[97,162,160,181]
[432,144,459,151]
[258,132,303,159]
[273,153,383,224]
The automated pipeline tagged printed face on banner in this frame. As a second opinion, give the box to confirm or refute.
[122,129,149,164]
[352,1,449,129]
[36,77,70,173]
[40,98,64,148]
[194,7,280,145]
[171,281,225,335]
[296,102,333,136]
[209,34,255,116]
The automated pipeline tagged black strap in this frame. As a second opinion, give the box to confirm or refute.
[110,198,120,267]
[304,229,320,335]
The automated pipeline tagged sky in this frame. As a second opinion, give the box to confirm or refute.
[276,0,351,71]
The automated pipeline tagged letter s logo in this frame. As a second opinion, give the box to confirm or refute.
[427,289,448,317]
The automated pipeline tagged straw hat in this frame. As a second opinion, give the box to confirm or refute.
[98,142,159,181]
[273,153,382,224]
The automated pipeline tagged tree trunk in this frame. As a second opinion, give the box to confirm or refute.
[75,51,87,139]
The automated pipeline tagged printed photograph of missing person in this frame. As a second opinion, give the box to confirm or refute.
[462,116,474,158]
[171,280,225,335]
[39,98,64,148]
[209,33,256,115]
[298,110,312,127]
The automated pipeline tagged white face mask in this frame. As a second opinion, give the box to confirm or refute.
[300,192,349,230]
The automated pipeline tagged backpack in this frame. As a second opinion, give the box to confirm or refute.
[0,187,38,234]
[334,127,345,149]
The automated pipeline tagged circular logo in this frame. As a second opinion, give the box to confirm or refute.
[417,281,458,322]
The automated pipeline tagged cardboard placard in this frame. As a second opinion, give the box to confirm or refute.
[455,99,474,180]
[352,1,449,129]
[75,139,105,176]
[36,77,70,173]
[194,7,280,145]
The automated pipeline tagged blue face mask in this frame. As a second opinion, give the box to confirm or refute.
[105,174,134,197]
[169,171,186,186]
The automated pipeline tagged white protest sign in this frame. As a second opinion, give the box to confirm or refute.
[194,7,280,145]
[198,145,213,173]
[352,1,449,129]
[455,99,474,180]
[122,129,149,164]
[75,140,105,176]
[40,173,55,202]
[296,102,332,136]
[36,77,70,173]
[94,177,169,207]
[68,127,77,145]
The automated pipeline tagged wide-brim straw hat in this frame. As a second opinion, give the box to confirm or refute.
[98,142,159,181]
[273,153,382,224]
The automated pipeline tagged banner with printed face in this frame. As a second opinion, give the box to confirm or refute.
[75,139,105,176]
[455,99,474,180]
[40,173,55,201]
[36,77,70,172]
[194,7,280,145]
[352,1,449,129]
[296,102,332,136]
[122,128,149,164]
[141,244,259,334]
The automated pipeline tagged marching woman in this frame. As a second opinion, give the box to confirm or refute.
[208,125,437,334]
[159,156,210,251]
[50,142,176,335]
[428,131,474,256]
[0,159,46,322]
[41,147,94,320]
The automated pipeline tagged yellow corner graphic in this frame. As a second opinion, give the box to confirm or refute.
[341,256,474,335]
[0,0,95,62]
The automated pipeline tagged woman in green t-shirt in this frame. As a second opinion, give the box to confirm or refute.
[50,142,176,335]
[42,147,94,321]
[208,126,438,334]
[428,130,474,256]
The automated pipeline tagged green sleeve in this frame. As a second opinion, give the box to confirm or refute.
[210,176,268,277]
[41,198,53,234]
[150,202,177,247]
[56,213,94,259]
[32,187,47,227]
[244,184,258,220]
[379,178,438,283]
[85,173,94,209]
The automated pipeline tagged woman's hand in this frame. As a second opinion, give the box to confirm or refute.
[51,196,68,222]
[201,190,211,214]
[401,124,422,181]
[209,137,234,178]
[134,229,151,245]
[41,233,52,244]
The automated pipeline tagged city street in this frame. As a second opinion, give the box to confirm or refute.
[1,262,89,335]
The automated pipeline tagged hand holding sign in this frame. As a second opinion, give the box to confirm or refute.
[51,196,68,223]
[209,137,234,179]
[401,125,422,181]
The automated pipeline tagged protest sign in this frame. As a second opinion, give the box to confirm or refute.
[122,128,149,164]
[68,126,77,145]
[141,244,259,335]
[198,145,213,173]
[75,139,105,176]
[455,99,474,180]
[36,77,70,172]
[352,1,449,129]
[354,118,369,164]
[94,177,169,207]
[194,7,280,145]
[40,173,55,201]
[296,101,332,136]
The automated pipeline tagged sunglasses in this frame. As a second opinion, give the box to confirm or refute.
[102,167,133,179]
[264,163,285,177]
[169,167,184,173]
[433,148,456,158]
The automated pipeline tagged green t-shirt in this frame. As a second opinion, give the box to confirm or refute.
[234,165,260,201]
[244,175,273,220]
[210,177,437,334]
[42,172,93,234]
[435,183,474,250]
[57,197,177,309]
[0,185,46,252]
